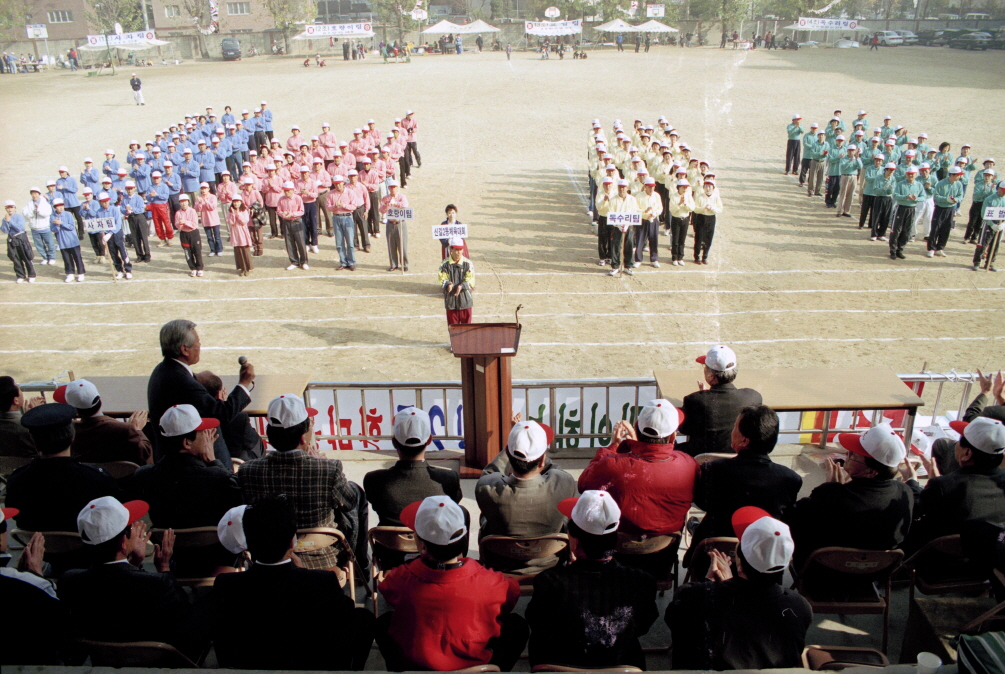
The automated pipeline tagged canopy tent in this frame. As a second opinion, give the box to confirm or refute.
[633,19,678,32]
[422,19,464,34]
[455,19,500,33]
[593,18,636,32]
[524,19,583,36]
[79,38,169,50]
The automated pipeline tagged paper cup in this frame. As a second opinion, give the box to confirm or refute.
[916,652,942,674]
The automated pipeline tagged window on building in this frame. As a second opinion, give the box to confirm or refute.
[226,2,250,14]
[164,5,181,17]
[46,10,73,22]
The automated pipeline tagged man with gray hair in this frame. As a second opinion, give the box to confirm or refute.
[146,319,255,468]
[676,345,763,457]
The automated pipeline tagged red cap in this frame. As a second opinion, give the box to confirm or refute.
[539,422,555,445]
[123,500,150,524]
[1,507,20,521]
[731,506,771,539]
[399,500,421,532]
[53,385,68,404]
[837,433,870,459]
[696,355,707,364]
[949,420,968,435]
[557,496,578,520]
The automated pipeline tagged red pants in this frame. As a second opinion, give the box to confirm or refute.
[446,308,472,325]
[150,203,173,240]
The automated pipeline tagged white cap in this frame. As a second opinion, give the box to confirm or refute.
[97,192,111,201]
[77,496,149,545]
[54,379,100,409]
[387,179,398,187]
[617,179,629,187]
[332,175,345,183]
[267,394,317,428]
[858,109,867,115]
[160,404,220,437]
[217,505,248,554]
[46,180,57,187]
[949,166,964,175]
[282,181,295,189]
[644,177,656,186]
[737,512,795,574]
[448,236,465,249]
[792,114,802,120]
[29,186,41,193]
[124,180,135,188]
[910,429,932,459]
[179,194,190,201]
[105,149,115,154]
[508,421,550,462]
[676,179,690,188]
[602,177,614,184]
[558,490,621,536]
[885,162,897,170]
[636,399,683,438]
[838,422,906,468]
[241,177,254,184]
[954,417,1005,455]
[393,406,431,446]
[873,153,885,161]
[836,135,846,141]
[52,198,64,206]
[3,199,13,207]
[163,161,173,167]
[84,157,93,163]
[697,344,737,371]
[58,165,69,173]
[401,496,467,546]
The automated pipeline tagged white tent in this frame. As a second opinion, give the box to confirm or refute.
[633,19,678,32]
[455,19,500,33]
[593,18,637,32]
[422,19,463,34]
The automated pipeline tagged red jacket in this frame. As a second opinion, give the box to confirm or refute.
[578,439,698,536]
[379,557,520,670]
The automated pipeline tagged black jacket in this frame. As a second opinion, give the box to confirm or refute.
[665,578,812,670]
[146,358,251,466]
[0,574,68,664]
[128,453,243,529]
[678,383,762,456]
[6,456,121,532]
[912,465,1005,545]
[221,411,263,462]
[363,460,462,526]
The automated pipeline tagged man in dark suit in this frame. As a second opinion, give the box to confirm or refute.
[58,496,205,659]
[0,376,41,457]
[685,405,802,577]
[677,345,762,457]
[147,319,256,469]
[194,370,262,461]
[211,495,375,670]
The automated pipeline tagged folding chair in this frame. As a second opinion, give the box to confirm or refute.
[368,526,419,617]
[959,570,1005,635]
[532,666,643,672]
[150,527,232,587]
[902,534,992,604]
[682,536,738,584]
[793,547,904,653]
[479,534,570,596]
[615,531,681,592]
[801,645,889,670]
[75,638,204,668]
[296,526,362,602]
[11,529,84,554]
[83,460,140,480]
[692,452,736,466]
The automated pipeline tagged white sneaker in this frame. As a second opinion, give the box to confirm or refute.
[608,269,620,276]
[97,256,105,264]
[65,275,74,283]
[301,263,310,270]
[926,250,935,258]
[27,277,35,283]
[76,274,85,282]
[125,272,133,279]
[190,270,198,277]
[115,272,124,279]
[652,261,660,268]
[936,250,947,257]
[879,236,888,241]
[869,237,877,241]
[632,262,641,268]
[597,259,607,266]
[286,264,297,270]
[196,270,204,277]
[312,245,320,253]
[16,278,24,283]
[624,268,634,276]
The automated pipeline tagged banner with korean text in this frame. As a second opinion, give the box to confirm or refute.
[86,31,158,47]
[524,19,583,36]
[796,17,859,30]
[299,22,375,38]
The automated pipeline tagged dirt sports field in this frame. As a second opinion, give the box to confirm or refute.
[0,44,1003,384]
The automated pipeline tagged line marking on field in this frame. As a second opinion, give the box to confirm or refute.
[3,334,1002,355]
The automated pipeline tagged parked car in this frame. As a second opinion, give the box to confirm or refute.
[921,28,971,46]
[221,37,242,60]
[894,30,919,45]
[949,32,991,49]
[989,29,1005,49]
[874,30,904,46]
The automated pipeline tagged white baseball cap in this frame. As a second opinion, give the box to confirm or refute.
[950,417,1005,455]
[282,181,295,189]
[508,420,553,462]
[77,496,149,545]
[910,429,932,459]
[4,200,14,207]
[885,162,897,170]
[160,404,220,437]
[732,507,794,573]
[125,180,136,188]
[636,399,683,438]
[676,179,690,188]
[393,406,431,446]
[448,237,465,249]
[792,114,802,120]
[602,177,614,184]
[697,345,737,371]
[179,194,190,201]
[838,423,906,467]
[949,166,964,175]
[267,394,318,429]
[401,496,467,546]
[161,163,171,170]
[53,379,100,409]
[558,490,621,536]
[858,109,867,115]
[52,198,64,206]
[217,505,248,554]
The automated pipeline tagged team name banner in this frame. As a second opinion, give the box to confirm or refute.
[83,217,116,233]
[387,207,414,221]
[86,31,157,47]
[524,19,582,35]
[432,224,468,238]
[796,17,859,30]
[302,22,374,37]
[608,212,642,232]
[983,206,1005,221]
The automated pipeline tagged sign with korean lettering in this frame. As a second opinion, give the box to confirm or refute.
[524,19,583,35]
[646,4,665,17]
[796,17,858,30]
[432,224,468,238]
[387,207,413,221]
[86,31,157,47]
[83,217,116,233]
[302,22,374,37]
[984,206,1005,221]
[608,212,642,232]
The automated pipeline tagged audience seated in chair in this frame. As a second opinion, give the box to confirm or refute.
[526,491,657,670]
[0,376,41,457]
[210,496,375,670]
[929,370,1004,476]
[376,496,528,672]
[194,370,263,462]
[55,379,152,466]
[476,419,577,574]
[665,506,812,670]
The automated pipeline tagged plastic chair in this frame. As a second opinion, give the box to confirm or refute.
[75,638,202,668]
[692,452,736,466]
[682,536,738,584]
[615,531,681,592]
[802,645,889,670]
[150,527,230,587]
[532,666,643,672]
[479,534,570,596]
[368,526,419,616]
[902,534,991,603]
[83,460,139,480]
[793,547,904,653]
[296,526,359,602]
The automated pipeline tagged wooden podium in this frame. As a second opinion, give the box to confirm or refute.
[448,323,522,474]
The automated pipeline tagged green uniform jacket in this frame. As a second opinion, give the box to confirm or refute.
[893,180,926,207]
[840,156,863,176]
[862,165,887,197]
[787,123,803,140]
[872,174,896,198]
[932,178,964,208]
[825,142,847,176]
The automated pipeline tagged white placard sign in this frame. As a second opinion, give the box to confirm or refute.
[983,206,1005,221]
[84,217,117,233]
[86,30,157,47]
[302,22,374,37]
[608,212,642,232]
[796,17,858,31]
[26,24,48,39]
[524,19,582,36]
[432,223,468,238]
[646,4,665,16]
[387,207,413,221]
